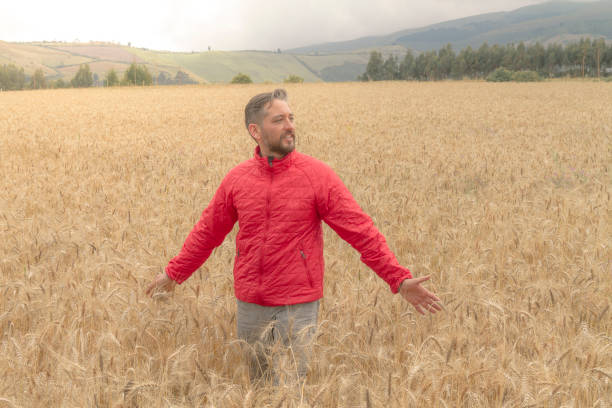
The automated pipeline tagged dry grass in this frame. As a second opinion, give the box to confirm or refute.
[0,82,610,407]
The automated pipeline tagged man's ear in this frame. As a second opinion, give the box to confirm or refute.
[248,123,260,142]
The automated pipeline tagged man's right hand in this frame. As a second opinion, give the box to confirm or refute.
[145,272,176,297]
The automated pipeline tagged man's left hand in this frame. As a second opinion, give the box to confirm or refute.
[399,276,442,315]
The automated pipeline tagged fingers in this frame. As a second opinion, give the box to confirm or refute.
[145,277,159,296]
[145,273,174,297]
[414,304,426,315]
[427,291,441,302]
[412,297,443,314]
[412,275,431,285]
[426,301,442,312]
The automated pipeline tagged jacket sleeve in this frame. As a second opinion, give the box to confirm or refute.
[316,166,412,293]
[165,175,237,284]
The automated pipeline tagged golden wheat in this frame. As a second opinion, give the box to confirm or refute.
[0,81,610,407]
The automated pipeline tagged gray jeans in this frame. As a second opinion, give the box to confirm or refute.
[237,299,319,383]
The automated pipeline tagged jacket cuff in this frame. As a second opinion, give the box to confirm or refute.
[165,266,184,284]
[391,272,413,294]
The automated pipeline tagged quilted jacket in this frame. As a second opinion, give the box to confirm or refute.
[165,146,412,306]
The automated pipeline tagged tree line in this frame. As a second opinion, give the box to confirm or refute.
[359,38,612,81]
[0,63,198,91]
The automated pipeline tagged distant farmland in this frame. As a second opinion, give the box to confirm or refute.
[0,41,385,83]
[0,82,610,406]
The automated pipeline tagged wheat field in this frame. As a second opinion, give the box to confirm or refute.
[0,82,610,407]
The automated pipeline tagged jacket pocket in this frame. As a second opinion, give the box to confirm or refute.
[299,247,314,288]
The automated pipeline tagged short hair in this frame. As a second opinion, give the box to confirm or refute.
[244,89,288,130]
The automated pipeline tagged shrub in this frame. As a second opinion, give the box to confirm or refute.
[231,73,253,84]
[52,79,68,89]
[284,75,304,83]
[486,68,513,82]
[511,70,542,82]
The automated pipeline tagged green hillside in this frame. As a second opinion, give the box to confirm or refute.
[128,48,321,83]
[0,41,388,84]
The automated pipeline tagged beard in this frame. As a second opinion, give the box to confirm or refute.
[263,131,296,157]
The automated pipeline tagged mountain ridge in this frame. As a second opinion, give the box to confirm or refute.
[287,1,612,55]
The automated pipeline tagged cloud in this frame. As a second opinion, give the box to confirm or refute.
[1,0,550,51]
[184,0,548,51]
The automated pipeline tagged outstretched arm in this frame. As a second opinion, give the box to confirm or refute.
[146,176,237,296]
[317,166,440,314]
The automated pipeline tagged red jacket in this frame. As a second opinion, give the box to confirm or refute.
[166,147,412,306]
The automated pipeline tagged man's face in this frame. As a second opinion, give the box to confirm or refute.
[252,99,296,158]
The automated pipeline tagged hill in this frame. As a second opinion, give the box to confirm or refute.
[287,1,612,54]
[0,40,405,84]
[1,1,610,84]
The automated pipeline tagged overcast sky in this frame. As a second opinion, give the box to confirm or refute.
[2,0,558,51]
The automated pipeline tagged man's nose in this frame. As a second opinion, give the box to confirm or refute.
[284,118,295,131]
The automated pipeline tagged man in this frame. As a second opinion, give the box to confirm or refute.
[146,89,441,382]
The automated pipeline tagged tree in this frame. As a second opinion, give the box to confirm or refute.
[382,55,399,80]
[0,64,26,90]
[515,42,527,71]
[104,69,119,86]
[122,64,152,86]
[175,70,197,85]
[545,43,564,77]
[52,78,67,89]
[458,46,477,78]
[594,38,606,78]
[398,50,415,80]
[423,51,440,80]
[30,68,46,89]
[476,43,490,77]
[578,38,594,77]
[412,52,428,80]
[231,72,253,84]
[157,71,171,85]
[502,44,517,71]
[489,44,505,73]
[71,64,93,88]
[284,75,304,83]
[603,42,612,77]
[438,44,456,79]
[359,51,385,81]
[359,40,610,82]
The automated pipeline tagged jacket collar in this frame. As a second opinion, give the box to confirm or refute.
[254,146,295,172]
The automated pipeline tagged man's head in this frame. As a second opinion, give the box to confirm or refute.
[244,89,295,158]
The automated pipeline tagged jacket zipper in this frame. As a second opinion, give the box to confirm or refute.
[258,165,274,300]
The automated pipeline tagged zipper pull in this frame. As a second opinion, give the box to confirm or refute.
[300,250,306,259]
[267,156,274,167]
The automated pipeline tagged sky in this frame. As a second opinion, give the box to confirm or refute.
[2,0,561,52]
